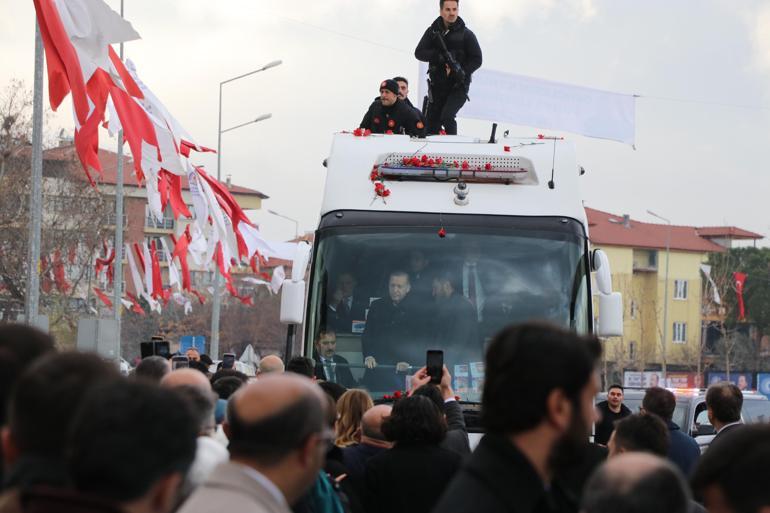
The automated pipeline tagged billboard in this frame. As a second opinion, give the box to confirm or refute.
[706,372,754,391]
[623,371,703,389]
[757,374,770,399]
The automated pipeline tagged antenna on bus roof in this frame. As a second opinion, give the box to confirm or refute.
[488,123,498,144]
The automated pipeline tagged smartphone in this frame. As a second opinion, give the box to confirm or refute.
[222,353,236,370]
[171,356,189,370]
[426,350,444,385]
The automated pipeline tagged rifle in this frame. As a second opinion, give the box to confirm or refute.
[422,78,433,118]
[433,30,466,84]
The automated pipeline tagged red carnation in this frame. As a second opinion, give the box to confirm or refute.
[439,130,447,135]
[438,227,446,238]
[436,157,443,165]
[504,146,511,152]
[427,158,435,166]
[461,161,469,170]
[370,169,380,181]
[537,134,544,139]
[393,390,403,399]
[383,189,391,197]
[364,129,372,136]
[410,156,420,166]
[385,130,393,135]
[402,157,410,165]
[353,128,363,137]
[374,182,385,191]
[485,162,492,170]
[421,154,428,163]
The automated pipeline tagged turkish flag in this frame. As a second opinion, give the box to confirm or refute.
[734,272,747,321]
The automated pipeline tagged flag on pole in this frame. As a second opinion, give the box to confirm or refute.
[734,272,747,321]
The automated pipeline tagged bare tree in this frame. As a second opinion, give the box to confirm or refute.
[0,80,112,347]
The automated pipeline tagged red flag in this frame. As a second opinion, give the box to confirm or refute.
[93,287,113,308]
[125,292,146,316]
[190,289,206,305]
[133,243,145,272]
[171,226,192,291]
[734,272,747,321]
[32,0,90,122]
[150,240,163,299]
[52,250,71,294]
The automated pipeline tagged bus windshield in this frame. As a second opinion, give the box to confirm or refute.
[306,216,589,401]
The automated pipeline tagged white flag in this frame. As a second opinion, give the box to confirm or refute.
[700,265,722,305]
[271,266,286,294]
[418,63,636,145]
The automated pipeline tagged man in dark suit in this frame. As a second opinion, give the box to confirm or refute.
[429,271,480,368]
[312,330,357,389]
[326,273,367,334]
[706,381,744,446]
[362,271,422,391]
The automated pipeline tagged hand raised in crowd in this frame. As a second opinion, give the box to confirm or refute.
[410,365,454,400]
[364,356,377,369]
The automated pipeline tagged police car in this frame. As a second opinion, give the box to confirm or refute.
[595,388,770,452]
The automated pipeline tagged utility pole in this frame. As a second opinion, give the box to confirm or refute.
[112,0,126,360]
[25,23,44,326]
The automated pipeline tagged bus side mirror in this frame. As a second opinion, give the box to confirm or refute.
[280,280,306,324]
[591,249,612,295]
[597,292,623,337]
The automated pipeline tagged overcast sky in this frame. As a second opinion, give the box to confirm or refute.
[2,0,770,245]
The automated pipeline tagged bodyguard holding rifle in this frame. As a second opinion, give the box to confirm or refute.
[415,0,482,135]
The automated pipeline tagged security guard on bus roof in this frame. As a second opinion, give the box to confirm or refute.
[360,79,426,137]
[415,0,482,135]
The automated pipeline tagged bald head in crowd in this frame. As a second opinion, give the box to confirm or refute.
[161,368,212,391]
[360,404,392,447]
[257,355,284,376]
[223,374,328,505]
[581,453,690,513]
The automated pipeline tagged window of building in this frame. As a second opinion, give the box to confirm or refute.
[674,279,688,300]
[629,299,638,320]
[629,341,637,361]
[673,322,687,344]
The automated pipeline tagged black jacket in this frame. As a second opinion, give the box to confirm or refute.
[432,434,578,513]
[360,98,425,137]
[594,401,632,445]
[443,399,471,456]
[365,443,462,513]
[326,294,368,334]
[313,353,358,389]
[415,16,482,88]
[361,295,425,391]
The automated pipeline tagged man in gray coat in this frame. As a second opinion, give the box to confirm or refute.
[178,373,330,513]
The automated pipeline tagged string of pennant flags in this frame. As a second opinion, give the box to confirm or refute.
[32,0,286,315]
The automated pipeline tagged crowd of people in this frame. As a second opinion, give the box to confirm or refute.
[1,321,770,513]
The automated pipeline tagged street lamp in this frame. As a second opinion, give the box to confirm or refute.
[647,209,671,382]
[267,209,299,239]
[210,60,283,360]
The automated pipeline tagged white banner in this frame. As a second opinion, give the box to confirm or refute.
[417,63,636,146]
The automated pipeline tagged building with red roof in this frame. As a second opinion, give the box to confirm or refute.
[585,207,762,382]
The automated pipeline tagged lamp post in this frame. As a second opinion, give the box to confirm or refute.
[210,60,282,360]
[267,209,299,239]
[647,209,671,382]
